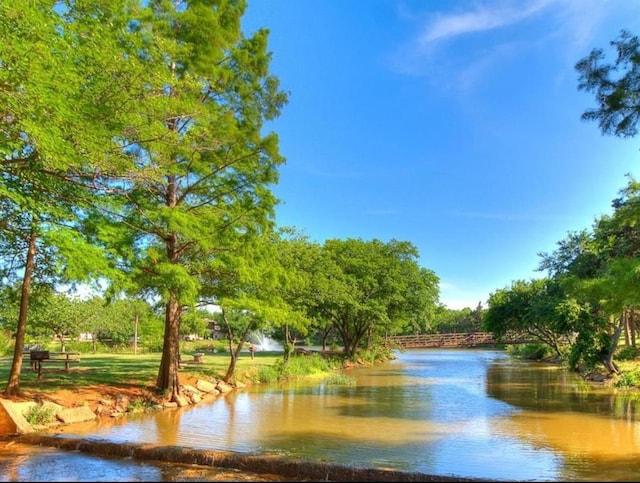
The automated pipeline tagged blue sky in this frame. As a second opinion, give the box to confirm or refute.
[241,0,640,310]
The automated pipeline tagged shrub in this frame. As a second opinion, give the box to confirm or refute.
[128,397,150,414]
[507,343,553,361]
[24,404,57,426]
[323,373,356,385]
[351,346,394,364]
[616,345,640,361]
[254,353,340,384]
[256,365,280,384]
[614,370,640,388]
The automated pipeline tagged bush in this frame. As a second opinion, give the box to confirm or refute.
[24,404,57,426]
[254,353,340,384]
[256,365,280,384]
[323,373,356,385]
[351,346,394,364]
[128,397,151,414]
[614,370,640,388]
[616,345,640,361]
[507,343,553,361]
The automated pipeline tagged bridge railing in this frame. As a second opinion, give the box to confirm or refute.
[385,332,534,349]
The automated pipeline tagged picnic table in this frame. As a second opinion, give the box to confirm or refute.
[27,350,81,379]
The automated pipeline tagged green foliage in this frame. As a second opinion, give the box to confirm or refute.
[323,373,356,385]
[617,345,640,361]
[24,404,57,426]
[0,331,14,357]
[567,324,611,372]
[128,397,151,414]
[316,238,439,357]
[351,346,395,365]
[63,340,98,353]
[614,370,640,388]
[140,336,164,354]
[255,365,280,384]
[576,29,640,139]
[431,303,484,334]
[255,353,338,383]
[507,343,555,361]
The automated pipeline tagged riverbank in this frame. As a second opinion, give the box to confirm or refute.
[0,349,367,434]
[3,348,639,482]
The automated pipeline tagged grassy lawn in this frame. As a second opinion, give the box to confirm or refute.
[0,349,284,396]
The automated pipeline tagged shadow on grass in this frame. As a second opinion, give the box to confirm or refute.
[0,351,283,395]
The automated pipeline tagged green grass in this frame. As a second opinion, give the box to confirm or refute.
[0,349,284,396]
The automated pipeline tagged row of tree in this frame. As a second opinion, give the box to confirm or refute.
[5,2,637,400]
[484,30,640,376]
[0,0,292,400]
[0,1,443,400]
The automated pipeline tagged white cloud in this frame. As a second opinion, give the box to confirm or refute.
[418,0,554,45]
[388,0,622,89]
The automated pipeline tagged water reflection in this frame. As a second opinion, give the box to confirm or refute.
[0,441,283,482]
[23,349,640,481]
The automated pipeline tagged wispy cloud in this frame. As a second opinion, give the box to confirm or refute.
[389,0,615,89]
[418,0,555,44]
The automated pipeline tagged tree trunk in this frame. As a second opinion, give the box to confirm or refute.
[598,317,623,375]
[283,323,292,362]
[222,311,237,382]
[155,294,182,401]
[155,174,183,401]
[221,311,254,383]
[4,227,37,397]
[58,334,66,352]
[321,326,332,352]
[134,314,139,356]
[624,309,630,347]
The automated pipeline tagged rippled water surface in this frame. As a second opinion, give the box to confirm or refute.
[4,349,640,481]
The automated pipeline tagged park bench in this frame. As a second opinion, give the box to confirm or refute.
[27,350,81,379]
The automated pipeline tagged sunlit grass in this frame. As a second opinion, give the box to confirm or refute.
[0,350,284,395]
[0,346,350,396]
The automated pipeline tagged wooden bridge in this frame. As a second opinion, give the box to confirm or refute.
[385,332,534,349]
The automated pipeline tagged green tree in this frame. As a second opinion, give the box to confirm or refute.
[180,308,215,341]
[319,238,439,358]
[431,303,484,334]
[0,0,150,396]
[83,0,288,400]
[268,230,323,359]
[536,223,624,373]
[576,29,640,139]
[30,292,91,351]
[210,229,308,380]
[484,278,576,359]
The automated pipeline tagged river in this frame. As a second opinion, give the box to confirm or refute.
[1,348,640,481]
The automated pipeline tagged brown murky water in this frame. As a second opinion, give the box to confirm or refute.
[2,349,640,481]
